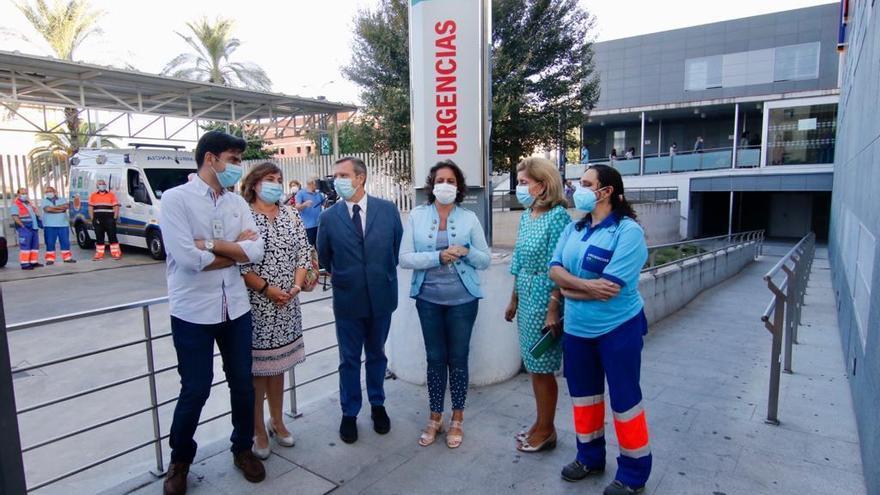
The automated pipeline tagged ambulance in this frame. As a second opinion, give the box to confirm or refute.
[68,145,196,260]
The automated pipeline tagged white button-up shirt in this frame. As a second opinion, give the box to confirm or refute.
[344,194,368,232]
[159,176,264,324]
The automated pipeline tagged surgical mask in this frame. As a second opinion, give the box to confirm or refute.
[515,185,534,208]
[573,187,598,213]
[334,178,356,200]
[258,181,283,203]
[290,186,300,194]
[46,193,56,200]
[433,183,457,205]
[18,194,28,202]
[97,184,107,192]
[212,162,242,189]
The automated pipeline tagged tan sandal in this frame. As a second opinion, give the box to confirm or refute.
[446,419,464,449]
[418,418,444,447]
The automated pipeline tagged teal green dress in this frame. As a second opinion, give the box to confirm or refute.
[510,205,571,373]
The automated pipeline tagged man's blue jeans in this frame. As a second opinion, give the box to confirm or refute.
[169,312,254,464]
[415,299,479,412]
[335,314,392,417]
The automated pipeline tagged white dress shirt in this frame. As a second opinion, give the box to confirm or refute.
[160,176,264,324]
[344,194,368,232]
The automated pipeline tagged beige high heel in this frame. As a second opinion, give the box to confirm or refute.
[419,418,444,446]
[446,419,464,449]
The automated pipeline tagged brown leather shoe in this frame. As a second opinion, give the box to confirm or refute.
[163,462,189,495]
[233,450,266,483]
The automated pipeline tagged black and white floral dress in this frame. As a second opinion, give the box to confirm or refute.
[241,206,311,376]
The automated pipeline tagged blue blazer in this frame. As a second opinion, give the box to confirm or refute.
[317,196,404,319]
[399,203,491,299]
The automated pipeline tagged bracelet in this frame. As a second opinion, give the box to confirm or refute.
[292,284,302,292]
[259,281,269,294]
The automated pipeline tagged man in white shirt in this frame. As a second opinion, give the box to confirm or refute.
[160,131,266,495]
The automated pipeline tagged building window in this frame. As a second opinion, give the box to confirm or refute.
[612,130,626,155]
[685,42,820,91]
[767,103,837,165]
[774,42,820,82]
[280,148,285,155]
[296,146,302,154]
[306,146,312,154]
[685,56,722,91]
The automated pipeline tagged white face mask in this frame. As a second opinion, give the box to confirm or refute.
[433,183,457,205]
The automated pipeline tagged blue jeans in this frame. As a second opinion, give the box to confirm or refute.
[415,299,479,412]
[335,314,392,417]
[169,312,255,464]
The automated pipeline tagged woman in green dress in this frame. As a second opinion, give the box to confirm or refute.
[505,157,572,453]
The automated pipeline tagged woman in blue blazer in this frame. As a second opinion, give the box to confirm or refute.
[399,160,491,449]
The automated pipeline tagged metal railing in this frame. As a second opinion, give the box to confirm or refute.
[626,187,678,204]
[760,232,816,425]
[2,291,337,492]
[644,230,765,272]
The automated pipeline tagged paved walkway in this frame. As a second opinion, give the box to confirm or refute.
[113,254,866,495]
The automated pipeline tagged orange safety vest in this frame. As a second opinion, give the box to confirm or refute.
[89,190,119,214]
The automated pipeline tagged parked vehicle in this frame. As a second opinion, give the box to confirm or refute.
[68,145,196,260]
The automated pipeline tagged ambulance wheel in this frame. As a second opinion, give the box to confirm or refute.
[75,222,94,249]
[147,230,166,260]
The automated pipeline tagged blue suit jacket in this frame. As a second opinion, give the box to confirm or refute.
[317,196,404,319]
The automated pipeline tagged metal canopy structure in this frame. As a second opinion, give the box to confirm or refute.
[0,50,356,143]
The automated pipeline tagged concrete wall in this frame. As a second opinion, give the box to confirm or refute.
[387,239,760,386]
[640,240,760,324]
[591,3,840,110]
[829,3,880,493]
[491,201,682,248]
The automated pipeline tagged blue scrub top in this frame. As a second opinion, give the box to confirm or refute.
[295,190,324,229]
[41,197,69,228]
[549,214,648,338]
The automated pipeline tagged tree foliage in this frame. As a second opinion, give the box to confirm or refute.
[342,0,599,174]
[12,0,106,154]
[163,18,272,91]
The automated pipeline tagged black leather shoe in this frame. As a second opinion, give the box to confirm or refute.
[561,459,605,482]
[371,406,391,434]
[340,415,358,443]
[603,480,645,494]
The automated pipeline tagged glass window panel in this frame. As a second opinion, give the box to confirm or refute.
[767,103,837,165]
[774,42,820,81]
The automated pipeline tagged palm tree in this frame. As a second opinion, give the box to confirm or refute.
[162,18,272,91]
[28,122,116,186]
[13,0,105,152]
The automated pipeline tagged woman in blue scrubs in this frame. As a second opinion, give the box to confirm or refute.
[549,165,652,495]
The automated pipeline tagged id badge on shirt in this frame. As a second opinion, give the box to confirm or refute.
[212,219,225,239]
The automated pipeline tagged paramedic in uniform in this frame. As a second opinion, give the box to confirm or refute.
[11,187,42,270]
[159,131,266,495]
[549,164,652,495]
[88,179,121,260]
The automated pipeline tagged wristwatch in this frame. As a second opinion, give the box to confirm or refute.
[204,240,215,252]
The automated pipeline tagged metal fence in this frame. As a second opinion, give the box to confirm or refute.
[760,232,816,425]
[644,230,765,270]
[244,151,415,212]
[1,291,338,493]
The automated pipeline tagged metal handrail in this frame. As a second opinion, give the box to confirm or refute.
[4,292,339,492]
[644,230,765,271]
[760,232,816,425]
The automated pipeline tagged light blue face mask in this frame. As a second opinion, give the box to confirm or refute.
[258,181,283,203]
[573,187,598,213]
[214,162,243,189]
[334,178,356,200]
[515,185,534,208]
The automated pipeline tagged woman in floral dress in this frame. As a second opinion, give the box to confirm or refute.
[505,157,572,453]
[240,162,311,457]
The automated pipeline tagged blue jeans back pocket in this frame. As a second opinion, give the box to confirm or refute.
[581,245,613,274]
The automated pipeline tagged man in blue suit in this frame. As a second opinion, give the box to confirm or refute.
[317,156,404,443]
